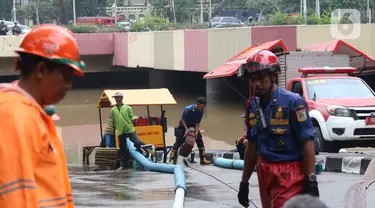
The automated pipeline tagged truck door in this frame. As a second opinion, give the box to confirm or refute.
[290,81,304,98]
[290,80,314,111]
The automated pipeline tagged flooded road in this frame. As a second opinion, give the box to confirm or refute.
[56,89,244,164]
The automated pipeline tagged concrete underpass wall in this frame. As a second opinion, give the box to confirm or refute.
[72,68,149,89]
[81,55,113,72]
[0,54,113,77]
[148,69,248,106]
[148,69,206,95]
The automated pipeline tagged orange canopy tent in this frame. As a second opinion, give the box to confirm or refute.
[204,39,288,79]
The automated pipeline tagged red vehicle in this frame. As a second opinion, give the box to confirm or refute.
[205,39,375,153]
[76,16,124,26]
[286,67,375,152]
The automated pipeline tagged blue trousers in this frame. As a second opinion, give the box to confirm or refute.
[104,134,116,147]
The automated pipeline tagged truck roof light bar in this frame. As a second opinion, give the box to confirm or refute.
[298,66,357,75]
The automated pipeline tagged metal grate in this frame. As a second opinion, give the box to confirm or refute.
[278,54,287,89]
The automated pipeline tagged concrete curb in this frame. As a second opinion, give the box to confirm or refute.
[188,151,374,175]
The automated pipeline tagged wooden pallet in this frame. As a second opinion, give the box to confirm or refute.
[82,145,101,166]
[94,148,119,169]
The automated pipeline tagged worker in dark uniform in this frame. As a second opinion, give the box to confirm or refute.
[237,50,319,208]
[169,97,211,165]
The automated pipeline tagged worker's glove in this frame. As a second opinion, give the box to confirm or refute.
[303,176,320,197]
[237,182,249,207]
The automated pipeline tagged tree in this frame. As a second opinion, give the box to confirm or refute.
[0,0,12,20]
[32,0,41,25]
[60,0,69,25]
[245,0,283,19]
[174,0,200,23]
[149,0,171,20]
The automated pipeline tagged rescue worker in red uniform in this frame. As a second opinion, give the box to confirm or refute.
[237,50,319,208]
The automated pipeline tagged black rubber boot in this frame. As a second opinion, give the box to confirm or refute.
[199,148,211,165]
[169,150,178,164]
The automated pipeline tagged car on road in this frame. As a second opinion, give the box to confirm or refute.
[209,16,245,28]
[117,21,131,32]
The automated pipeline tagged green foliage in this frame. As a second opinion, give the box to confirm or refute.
[149,0,200,23]
[270,12,289,25]
[66,24,131,33]
[130,15,173,32]
[307,13,320,25]
[0,0,12,21]
[174,0,199,23]
[320,9,332,24]
[66,25,99,33]
[291,15,304,25]
[245,0,282,15]
[268,9,359,26]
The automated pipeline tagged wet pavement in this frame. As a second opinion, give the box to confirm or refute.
[366,180,375,207]
[57,89,375,207]
[69,162,367,208]
[69,165,175,208]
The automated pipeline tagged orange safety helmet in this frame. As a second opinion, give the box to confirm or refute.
[15,24,85,76]
[244,49,280,74]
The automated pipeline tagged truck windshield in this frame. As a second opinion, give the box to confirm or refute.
[305,78,375,99]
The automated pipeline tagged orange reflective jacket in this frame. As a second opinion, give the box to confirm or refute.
[0,84,74,208]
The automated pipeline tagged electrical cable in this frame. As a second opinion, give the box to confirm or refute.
[222,78,249,101]
[183,159,259,208]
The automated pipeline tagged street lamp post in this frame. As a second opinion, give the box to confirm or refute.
[12,0,17,22]
[315,0,320,18]
[114,0,117,23]
[172,0,176,23]
[73,0,76,25]
[367,0,371,23]
[303,0,307,24]
[200,0,203,24]
[209,0,212,19]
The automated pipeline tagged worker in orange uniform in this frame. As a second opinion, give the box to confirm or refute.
[0,24,85,208]
[12,80,61,121]
[237,50,319,208]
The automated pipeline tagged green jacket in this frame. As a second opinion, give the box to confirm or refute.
[111,104,135,135]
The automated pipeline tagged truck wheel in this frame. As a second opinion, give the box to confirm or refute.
[314,126,334,153]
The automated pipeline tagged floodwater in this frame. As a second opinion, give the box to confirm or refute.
[56,88,244,164]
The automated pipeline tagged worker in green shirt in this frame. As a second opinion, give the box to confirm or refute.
[111,92,145,170]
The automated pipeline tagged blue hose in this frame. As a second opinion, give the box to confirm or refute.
[214,158,244,170]
[214,157,323,175]
[174,164,186,192]
[126,138,187,193]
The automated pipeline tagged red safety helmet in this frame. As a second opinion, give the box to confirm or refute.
[244,49,280,74]
[14,24,85,76]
